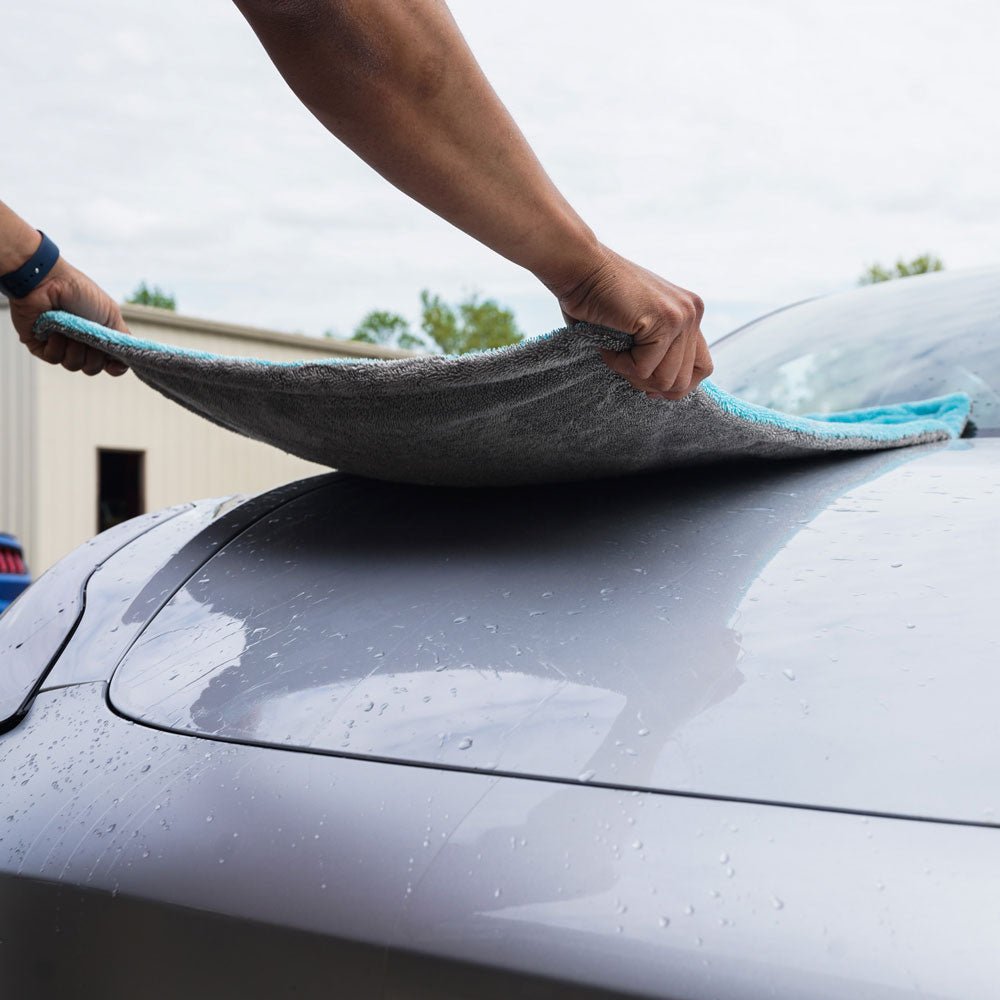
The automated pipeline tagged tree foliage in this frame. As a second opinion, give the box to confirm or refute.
[125,281,177,311]
[859,254,944,285]
[348,310,425,351]
[125,281,177,312]
[349,290,524,355]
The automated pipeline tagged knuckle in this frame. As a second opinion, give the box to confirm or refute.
[688,292,705,320]
[659,301,685,329]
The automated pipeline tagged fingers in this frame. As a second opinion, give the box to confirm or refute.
[41,331,68,365]
[29,327,126,377]
[61,338,88,372]
[601,328,715,402]
[660,332,700,400]
[651,333,694,396]
[82,347,108,377]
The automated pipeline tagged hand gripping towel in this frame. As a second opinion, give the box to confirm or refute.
[35,311,972,488]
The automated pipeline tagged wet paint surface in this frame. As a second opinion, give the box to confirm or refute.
[3,684,1000,999]
[107,440,1000,823]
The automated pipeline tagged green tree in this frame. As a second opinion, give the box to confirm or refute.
[349,310,409,345]
[346,309,426,351]
[859,253,944,285]
[348,291,524,355]
[420,290,523,355]
[125,281,177,311]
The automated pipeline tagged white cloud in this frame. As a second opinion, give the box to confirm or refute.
[3,0,997,344]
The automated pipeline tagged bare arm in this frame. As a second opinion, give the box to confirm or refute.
[233,0,712,397]
[1,200,128,376]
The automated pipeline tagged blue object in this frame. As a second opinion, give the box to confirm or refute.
[0,231,59,299]
[0,533,31,615]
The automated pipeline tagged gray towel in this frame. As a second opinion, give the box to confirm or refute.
[36,310,972,487]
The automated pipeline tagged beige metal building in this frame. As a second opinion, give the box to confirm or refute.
[0,301,411,574]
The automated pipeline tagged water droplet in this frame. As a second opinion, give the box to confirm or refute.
[453,616,469,623]
[457,737,473,750]
[205,814,214,823]
[632,840,643,850]
[906,623,916,630]
[771,896,784,910]
[139,763,151,773]
[578,769,596,783]
[891,562,903,568]
[684,904,695,916]
[493,887,502,899]
[362,699,374,712]
[719,852,729,864]
[659,916,670,928]
[782,669,796,681]
[637,727,650,737]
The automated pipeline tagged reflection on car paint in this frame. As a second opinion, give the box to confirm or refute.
[110,439,1000,823]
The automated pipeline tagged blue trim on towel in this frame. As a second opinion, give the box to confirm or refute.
[700,380,970,441]
[37,310,560,367]
[37,311,367,366]
[37,310,971,441]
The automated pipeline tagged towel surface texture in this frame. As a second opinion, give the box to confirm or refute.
[36,311,972,487]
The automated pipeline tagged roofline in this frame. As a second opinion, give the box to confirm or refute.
[0,299,418,360]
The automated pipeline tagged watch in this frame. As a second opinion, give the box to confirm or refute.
[0,231,60,299]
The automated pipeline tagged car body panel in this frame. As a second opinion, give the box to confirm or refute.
[0,506,193,733]
[106,438,1000,824]
[38,474,336,693]
[2,683,999,1000]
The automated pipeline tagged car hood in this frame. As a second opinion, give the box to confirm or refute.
[110,438,1000,824]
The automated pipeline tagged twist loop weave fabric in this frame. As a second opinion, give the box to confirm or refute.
[35,311,972,487]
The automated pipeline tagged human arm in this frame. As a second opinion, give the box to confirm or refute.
[0,200,128,376]
[232,0,712,397]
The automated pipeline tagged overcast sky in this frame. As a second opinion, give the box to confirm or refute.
[4,0,998,343]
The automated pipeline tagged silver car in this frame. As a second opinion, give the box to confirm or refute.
[2,267,998,999]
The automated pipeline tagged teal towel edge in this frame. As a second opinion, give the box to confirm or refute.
[36,309,972,443]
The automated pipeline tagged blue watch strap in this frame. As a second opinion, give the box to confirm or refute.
[0,231,60,299]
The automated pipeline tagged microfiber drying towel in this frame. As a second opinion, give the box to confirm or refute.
[35,310,972,488]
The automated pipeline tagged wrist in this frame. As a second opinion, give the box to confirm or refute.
[535,229,611,302]
[0,225,42,275]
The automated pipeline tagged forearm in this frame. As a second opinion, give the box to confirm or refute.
[0,201,44,273]
[232,0,604,293]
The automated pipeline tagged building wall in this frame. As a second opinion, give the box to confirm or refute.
[1,302,411,574]
[0,308,37,566]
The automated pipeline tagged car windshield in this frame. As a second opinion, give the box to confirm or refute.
[710,268,1000,433]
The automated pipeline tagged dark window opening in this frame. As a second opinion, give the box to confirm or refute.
[97,449,145,534]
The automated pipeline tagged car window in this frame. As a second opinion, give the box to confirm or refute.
[710,269,1000,432]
